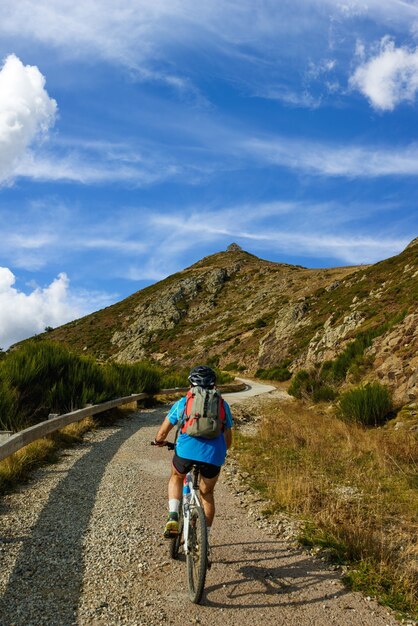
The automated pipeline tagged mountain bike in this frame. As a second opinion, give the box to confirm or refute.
[152,441,208,604]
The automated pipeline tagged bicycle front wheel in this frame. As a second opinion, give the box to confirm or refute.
[186,505,208,604]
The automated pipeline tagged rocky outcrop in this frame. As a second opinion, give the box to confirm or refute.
[226,242,243,252]
[257,299,311,367]
[111,268,230,362]
[368,313,418,405]
[405,236,418,250]
[305,311,365,365]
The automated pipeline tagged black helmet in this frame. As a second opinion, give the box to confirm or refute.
[188,365,216,388]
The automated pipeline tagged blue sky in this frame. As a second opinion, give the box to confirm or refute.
[1,1,418,348]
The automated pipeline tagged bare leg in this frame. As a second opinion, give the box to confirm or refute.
[168,464,185,501]
[199,474,220,527]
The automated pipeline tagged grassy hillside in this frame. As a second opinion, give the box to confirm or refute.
[13,240,418,406]
[28,248,359,364]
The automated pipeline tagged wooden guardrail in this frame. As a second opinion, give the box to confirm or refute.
[0,387,189,463]
[0,381,246,463]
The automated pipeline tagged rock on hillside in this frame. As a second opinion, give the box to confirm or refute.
[370,313,418,405]
[28,240,418,406]
[112,267,231,362]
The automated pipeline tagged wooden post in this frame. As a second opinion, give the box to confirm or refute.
[0,431,12,444]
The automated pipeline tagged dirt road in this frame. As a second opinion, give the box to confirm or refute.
[0,389,399,626]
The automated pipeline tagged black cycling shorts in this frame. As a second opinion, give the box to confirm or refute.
[172,453,221,479]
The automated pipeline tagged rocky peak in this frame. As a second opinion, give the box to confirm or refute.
[405,236,418,250]
[226,242,243,252]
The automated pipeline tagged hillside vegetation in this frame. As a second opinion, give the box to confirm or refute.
[0,341,161,432]
[29,239,418,407]
[234,394,418,618]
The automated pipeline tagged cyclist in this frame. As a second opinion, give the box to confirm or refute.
[154,365,233,539]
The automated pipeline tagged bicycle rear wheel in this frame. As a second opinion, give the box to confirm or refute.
[169,503,183,560]
[186,505,208,604]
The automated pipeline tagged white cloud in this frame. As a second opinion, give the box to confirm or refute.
[0,268,115,349]
[243,135,418,177]
[0,0,417,114]
[0,54,57,183]
[15,151,179,185]
[9,133,185,185]
[146,203,409,265]
[350,37,418,110]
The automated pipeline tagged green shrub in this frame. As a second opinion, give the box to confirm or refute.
[255,318,267,328]
[256,359,292,382]
[288,367,337,401]
[215,368,235,384]
[0,341,162,431]
[160,368,189,389]
[256,366,292,382]
[206,355,220,367]
[288,369,310,398]
[312,385,337,402]
[224,361,246,372]
[338,383,392,426]
[330,312,408,383]
[0,380,19,431]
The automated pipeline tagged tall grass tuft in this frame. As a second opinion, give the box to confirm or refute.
[0,341,162,432]
[338,383,393,426]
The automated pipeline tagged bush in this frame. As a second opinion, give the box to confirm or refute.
[288,367,337,402]
[224,361,246,372]
[338,382,392,426]
[0,380,19,431]
[288,369,310,398]
[255,318,267,328]
[312,385,337,402]
[256,359,292,382]
[206,355,220,367]
[256,366,292,382]
[0,341,162,432]
[160,368,190,389]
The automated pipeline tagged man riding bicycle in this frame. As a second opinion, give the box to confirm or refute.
[154,365,233,539]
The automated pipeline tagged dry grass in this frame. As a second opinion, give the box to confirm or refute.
[234,398,418,617]
[0,416,97,494]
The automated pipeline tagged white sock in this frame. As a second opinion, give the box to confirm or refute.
[168,499,180,514]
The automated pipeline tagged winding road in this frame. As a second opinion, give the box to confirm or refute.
[0,383,399,626]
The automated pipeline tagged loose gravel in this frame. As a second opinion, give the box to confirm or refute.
[0,392,405,626]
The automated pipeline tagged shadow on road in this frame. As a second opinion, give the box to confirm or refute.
[203,539,348,610]
[0,419,143,626]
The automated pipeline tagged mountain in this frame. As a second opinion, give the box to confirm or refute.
[35,240,418,406]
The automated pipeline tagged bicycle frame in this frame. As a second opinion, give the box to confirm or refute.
[182,467,202,554]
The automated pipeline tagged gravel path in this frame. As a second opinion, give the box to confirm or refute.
[0,389,401,626]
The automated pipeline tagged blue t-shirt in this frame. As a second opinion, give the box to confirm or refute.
[167,395,233,467]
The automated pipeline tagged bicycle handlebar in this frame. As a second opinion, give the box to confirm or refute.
[151,440,175,450]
